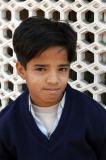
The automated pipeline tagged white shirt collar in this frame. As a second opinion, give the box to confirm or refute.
[28,93,66,138]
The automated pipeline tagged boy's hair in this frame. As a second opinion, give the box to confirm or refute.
[13,16,77,67]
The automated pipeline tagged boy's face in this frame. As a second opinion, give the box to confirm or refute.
[16,46,70,107]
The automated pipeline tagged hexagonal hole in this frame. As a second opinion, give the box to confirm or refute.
[93,25,100,31]
[4,63,13,75]
[93,66,99,72]
[4,81,14,92]
[83,71,94,84]
[3,0,11,2]
[16,0,27,1]
[19,9,29,21]
[22,83,27,91]
[7,98,13,105]
[82,31,94,44]
[83,90,93,98]
[82,10,94,23]
[36,9,45,18]
[68,10,77,22]
[2,9,11,21]
[59,3,66,8]
[99,73,106,85]
[82,0,93,2]
[75,83,82,88]
[101,92,106,105]
[92,86,99,91]
[99,9,106,23]
[69,69,77,81]
[34,0,43,2]
[99,52,106,65]
[99,32,106,45]
[27,2,33,7]
[76,64,83,69]
[66,0,75,2]
[85,32,94,43]
[52,10,60,20]
[3,46,13,58]
[3,28,12,39]
[18,83,27,92]
[51,0,59,2]
[75,3,82,8]
[81,50,94,64]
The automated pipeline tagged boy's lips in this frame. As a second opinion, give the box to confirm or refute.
[43,88,61,94]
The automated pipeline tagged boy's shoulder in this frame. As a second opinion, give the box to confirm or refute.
[67,84,106,114]
[0,90,29,128]
[66,84,106,128]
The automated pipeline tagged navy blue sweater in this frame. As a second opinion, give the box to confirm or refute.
[0,84,106,160]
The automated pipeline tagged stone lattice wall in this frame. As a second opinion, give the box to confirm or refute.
[0,0,106,110]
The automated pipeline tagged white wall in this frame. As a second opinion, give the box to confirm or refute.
[0,0,106,109]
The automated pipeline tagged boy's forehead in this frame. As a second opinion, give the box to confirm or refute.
[25,46,70,68]
[35,46,68,58]
[27,46,69,67]
[55,47,67,53]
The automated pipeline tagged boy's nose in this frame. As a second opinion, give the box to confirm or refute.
[46,71,59,84]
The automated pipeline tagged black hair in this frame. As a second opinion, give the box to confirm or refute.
[13,16,77,67]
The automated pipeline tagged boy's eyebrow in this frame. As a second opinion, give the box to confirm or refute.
[34,64,48,67]
[58,64,70,67]
[34,64,70,67]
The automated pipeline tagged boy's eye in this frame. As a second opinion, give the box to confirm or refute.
[59,68,69,72]
[35,68,46,71]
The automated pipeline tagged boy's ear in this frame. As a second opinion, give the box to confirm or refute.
[16,62,26,80]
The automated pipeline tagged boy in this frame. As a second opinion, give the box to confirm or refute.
[0,16,106,160]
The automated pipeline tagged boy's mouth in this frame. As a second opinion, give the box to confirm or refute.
[43,88,61,94]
